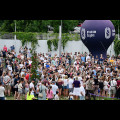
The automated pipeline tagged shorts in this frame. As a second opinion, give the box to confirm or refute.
[110,87,116,95]
[25,88,29,94]
[58,85,62,89]
[69,88,73,93]
[63,86,67,89]
[14,88,18,92]
[18,89,22,94]
[0,97,5,100]
[5,85,11,91]
[80,96,85,100]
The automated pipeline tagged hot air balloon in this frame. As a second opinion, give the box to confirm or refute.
[80,20,116,59]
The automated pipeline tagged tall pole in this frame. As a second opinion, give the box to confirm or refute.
[118,24,120,40]
[59,20,62,58]
[14,20,16,52]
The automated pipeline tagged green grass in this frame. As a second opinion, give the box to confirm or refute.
[5,93,120,100]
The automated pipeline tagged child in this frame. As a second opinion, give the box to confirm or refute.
[54,91,59,100]
[68,92,74,100]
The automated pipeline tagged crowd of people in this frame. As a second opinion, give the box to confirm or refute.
[0,44,120,100]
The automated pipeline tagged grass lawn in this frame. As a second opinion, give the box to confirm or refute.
[5,94,120,100]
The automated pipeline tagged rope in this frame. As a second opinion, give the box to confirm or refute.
[89,92,120,100]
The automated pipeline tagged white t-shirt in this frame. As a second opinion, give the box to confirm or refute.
[0,86,5,97]
[54,94,59,100]
[78,76,83,85]
[103,81,109,90]
[4,75,11,85]
[29,82,34,95]
[86,55,91,62]
[18,83,23,90]
[110,80,117,87]
[29,60,32,65]
[63,79,68,86]
[68,78,73,88]
[7,65,12,71]
[79,86,85,96]
[51,84,58,95]
[19,64,24,69]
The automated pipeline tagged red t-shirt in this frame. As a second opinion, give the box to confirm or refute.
[117,80,120,87]
[3,46,7,52]
[25,74,29,80]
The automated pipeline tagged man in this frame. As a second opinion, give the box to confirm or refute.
[14,74,19,100]
[110,78,117,98]
[3,72,11,96]
[86,77,95,100]
[25,71,29,81]
[79,83,86,100]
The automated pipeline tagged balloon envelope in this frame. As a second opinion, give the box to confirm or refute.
[80,20,116,59]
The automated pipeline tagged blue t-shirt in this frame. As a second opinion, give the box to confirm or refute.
[46,64,50,68]
[81,57,85,62]
[93,70,96,76]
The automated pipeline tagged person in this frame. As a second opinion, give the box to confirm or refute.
[14,74,19,100]
[56,75,63,96]
[46,86,54,100]
[86,77,95,100]
[3,45,7,52]
[98,77,104,100]
[63,75,69,97]
[68,75,74,93]
[93,75,99,96]
[25,80,30,100]
[0,82,5,100]
[110,78,117,99]
[17,80,23,100]
[26,88,36,100]
[79,83,86,100]
[51,81,58,97]
[29,79,36,96]
[54,91,59,100]
[103,79,109,97]
[73,77,80,100]
[37,81,47,100]
[3,72,11,96]
[115,77,120,99]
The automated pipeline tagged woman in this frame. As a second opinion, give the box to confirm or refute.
[25,80,30,100]
[93,76,99,96]
[98,77,104,100]
[63,75,69,97]
[37,81,47,100]
[56,75,63,96]
[103,79,109,97]
[73,77,80,100]
[17,80,23,100]
[46,86,54,100]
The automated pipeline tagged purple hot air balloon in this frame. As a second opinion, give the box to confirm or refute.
[80,20,116,59]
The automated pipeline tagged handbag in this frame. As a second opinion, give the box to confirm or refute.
[38,85,43,98]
